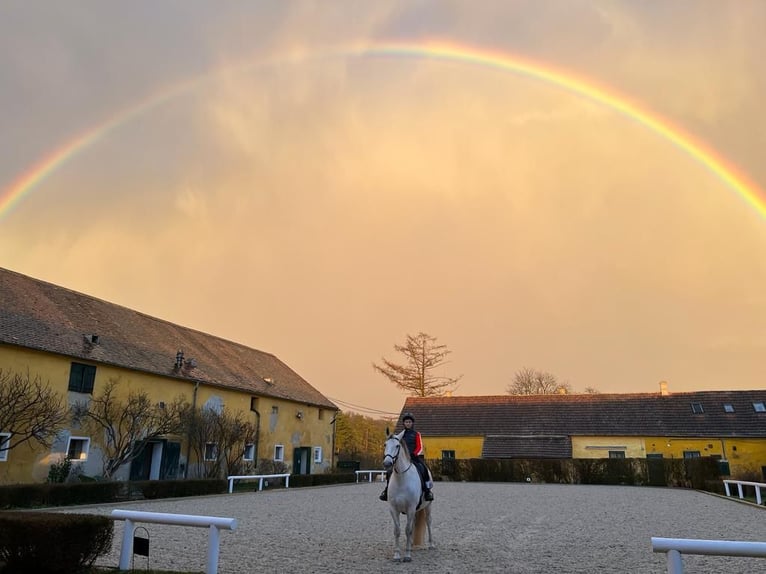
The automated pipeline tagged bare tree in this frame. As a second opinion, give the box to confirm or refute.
[506,367,572,395]
[373,332,461,397]
[184,406,255,478]
[0,369,68,456]
[72,379,189,479]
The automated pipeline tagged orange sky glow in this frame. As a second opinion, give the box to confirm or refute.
[1,1,765,417]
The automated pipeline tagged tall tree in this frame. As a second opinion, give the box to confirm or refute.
[184,406,256,478]
[0,369,68,456]
[506,367,572,395]
[71,378,189,479]
[373,332,461,397]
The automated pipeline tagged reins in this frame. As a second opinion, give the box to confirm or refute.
[385,438,413,474]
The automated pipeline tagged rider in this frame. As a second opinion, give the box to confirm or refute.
[380,412,434,502]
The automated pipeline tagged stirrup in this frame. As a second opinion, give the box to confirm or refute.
[423,489,433,501]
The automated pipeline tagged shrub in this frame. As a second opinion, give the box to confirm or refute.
[46,457,72,484]
[0,511,113,574]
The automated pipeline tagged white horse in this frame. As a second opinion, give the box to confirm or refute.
[382,429,434,562]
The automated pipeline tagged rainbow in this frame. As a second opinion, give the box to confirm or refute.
[2,40,765,220]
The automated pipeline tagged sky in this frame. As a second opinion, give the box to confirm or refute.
[2,1,766,418]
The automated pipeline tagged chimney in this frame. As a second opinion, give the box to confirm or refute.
[659,380,669,396]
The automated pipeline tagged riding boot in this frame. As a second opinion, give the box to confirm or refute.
[423,486,433,501]
[379,486,388,501]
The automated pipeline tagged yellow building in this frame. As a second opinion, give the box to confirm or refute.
[0,267,338,484]
[398,386,766,480]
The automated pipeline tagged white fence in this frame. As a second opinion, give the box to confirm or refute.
[723,479,766,504]
[111,509,237,574]
[227,472,291,493]
[355,469,387,483]
[652,537,766,574]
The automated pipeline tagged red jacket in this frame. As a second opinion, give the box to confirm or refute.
[403,428,425,457]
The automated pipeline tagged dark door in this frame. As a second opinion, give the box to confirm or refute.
[129,441,152,481]
[161,441,181,479]
[293,447,311,475]
[647,455,665,486]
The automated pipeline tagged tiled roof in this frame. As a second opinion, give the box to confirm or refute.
[482,435,572,458]
[400,392,766,438]
[0,267,337,410]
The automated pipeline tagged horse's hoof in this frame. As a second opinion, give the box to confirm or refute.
[393,558,401,563]
[403,557,412,563]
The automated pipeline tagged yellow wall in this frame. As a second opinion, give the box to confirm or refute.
[572,436,646,458]
[421,436,483,459]
[0,345,335,483]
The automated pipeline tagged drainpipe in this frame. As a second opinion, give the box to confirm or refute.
[252,408,261,465]
[184,381,200,479]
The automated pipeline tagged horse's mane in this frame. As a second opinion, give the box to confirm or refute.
[391,430,411,462]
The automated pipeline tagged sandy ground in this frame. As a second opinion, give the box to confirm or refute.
[57,481,766,573]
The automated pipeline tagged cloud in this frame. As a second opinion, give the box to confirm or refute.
[1,1,765,413]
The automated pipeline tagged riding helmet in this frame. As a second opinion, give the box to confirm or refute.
[402,412,415,423]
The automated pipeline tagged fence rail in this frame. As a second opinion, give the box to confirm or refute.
[227,473,291,493]
[652,537,766,574]
[111,509,237,574]
[723,479,766,504]
[355,470,387,483]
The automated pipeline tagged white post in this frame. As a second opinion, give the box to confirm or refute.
[724,481,731,496]
[118,518,135,570]
[228,477,234,494]
[737,483,744,499]
[259,477,264,491]
[666,549,683,574]
[207,525,220,574]
[285,474,290,488]
[757,485,763,505]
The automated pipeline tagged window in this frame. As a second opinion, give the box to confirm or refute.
[271,406,279,414]
[68,362,96,393]
[646,453,663,459]
[318,409,324,421]
[0,433,10,462]
[683,451,701,459]
[441,450,456,460]
[753,402,766,413]
[313,446,323,463]
[67,437,90,461]
[608,451,626,459]
[204,443,218,461]
[724,403,735,413]
[250,397,259,412]
[274,444,284,462]
[690,402,704,414]
[243,443,255,461]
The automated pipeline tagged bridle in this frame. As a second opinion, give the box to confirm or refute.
[384,437,412,474]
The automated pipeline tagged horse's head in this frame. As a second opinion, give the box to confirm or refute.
[383,429,407,471]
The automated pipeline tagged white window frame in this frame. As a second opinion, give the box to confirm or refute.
[0,433,10,462]
[274,444,284,462]
[67,436,90,461]
[313,446,322,464]
[204,442,218,461]
[243,443,255,461]
[754,402,766,413]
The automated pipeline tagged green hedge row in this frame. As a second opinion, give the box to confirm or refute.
[0,479,227,510]
[0,512,113,574]
[429,456,724,491]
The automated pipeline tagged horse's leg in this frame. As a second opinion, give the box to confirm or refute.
[390,507,402,562]
[403,507,416,562]
[425,505,434,549]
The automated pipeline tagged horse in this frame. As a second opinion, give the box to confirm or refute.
[382,429,434,562]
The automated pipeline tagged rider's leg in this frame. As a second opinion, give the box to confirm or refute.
[417,458,433,501]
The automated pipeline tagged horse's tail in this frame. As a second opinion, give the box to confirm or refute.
[413,506,427,546]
